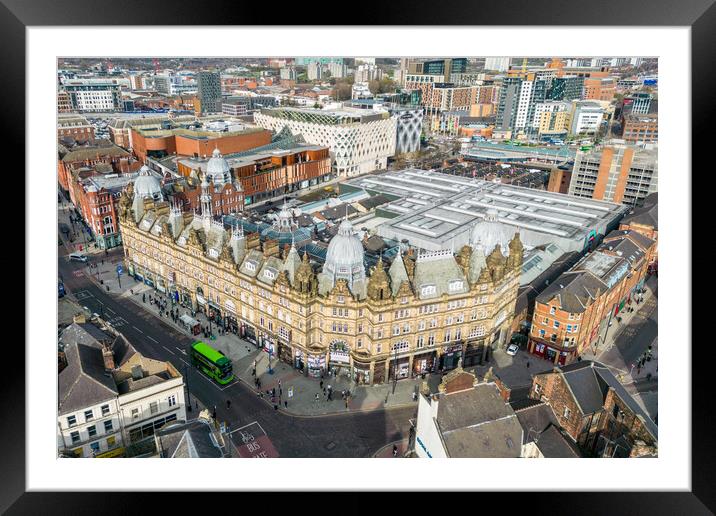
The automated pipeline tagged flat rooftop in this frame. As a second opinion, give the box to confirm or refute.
[344,169,629,252]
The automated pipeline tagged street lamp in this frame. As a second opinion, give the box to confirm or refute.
[184,363,192,412]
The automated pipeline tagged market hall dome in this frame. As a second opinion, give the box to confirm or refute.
[133,165,163,201]
[470,208,514,255]
[205,147,232,186]
[322,218,366,287]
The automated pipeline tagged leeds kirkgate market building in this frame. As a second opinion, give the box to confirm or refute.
[117,166,523,386]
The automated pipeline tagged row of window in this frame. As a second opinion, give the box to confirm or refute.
[66,404,111,428]
[69,419,114,445]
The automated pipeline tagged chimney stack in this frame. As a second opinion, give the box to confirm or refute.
[102,344,115,370]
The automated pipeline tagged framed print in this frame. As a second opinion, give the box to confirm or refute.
[5,0,713,513]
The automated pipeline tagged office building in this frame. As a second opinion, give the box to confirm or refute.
[61,81,122,112]
[570,101,605,135]
[621,114,658,144]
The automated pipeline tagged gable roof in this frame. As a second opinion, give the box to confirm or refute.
[535,270,605,313]
[155,420,223,458]
[58,342,118,415]
[535,361,658,441]
[435,383,523,458]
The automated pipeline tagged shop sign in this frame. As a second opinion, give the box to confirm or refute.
[330,351,350,363]
[308,355,326,368]
[96,447,125,458]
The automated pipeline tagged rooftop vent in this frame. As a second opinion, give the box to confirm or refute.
[131,365,143,380]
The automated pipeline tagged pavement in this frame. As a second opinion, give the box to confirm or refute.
[581,274,658,386]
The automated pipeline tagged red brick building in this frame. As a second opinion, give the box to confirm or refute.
[528,229,655,365]
[176,145,331,207]
[58,115,95,144]
[58,142,137,192]
[621,114,658,144]
[130,125,272,163]
[530,361,657,457]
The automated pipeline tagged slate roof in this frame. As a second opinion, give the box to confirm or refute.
[535,425,582,458]
[515,402,559,443]
[621,197,657,229]
[58,342,117,415]
[356,194,392,211]
[536,361,658,441]
[155,420,223,458]
[413,253,469,300]
[535,270,606,313]
[435,383,523,458]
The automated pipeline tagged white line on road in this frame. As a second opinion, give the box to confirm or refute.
[229,421,260,435]
[176,347,187,355]
[132,326,144,333]
[147,336,158,343]
[162,346,175,355]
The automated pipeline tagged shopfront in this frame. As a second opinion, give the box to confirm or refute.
[353,359,371,385]
[259,334,276,355]
[224,300,239,334]
[294,350,305,372]
[195,288,207,312]
[463,339,486,367]
[278,339,293,365]
[144,272,155,288]
[156,277,166,293]
[412,351,435,376]
[179,288,193,309]
[439,344,463,371]
[388,356,410,381]
[373,361,386,384]
[307,353,326,378]
[241,322,257,345]
[329,341,351,378]
[208,301,223,327]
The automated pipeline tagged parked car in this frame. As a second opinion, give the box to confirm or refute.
[506,343,520,356]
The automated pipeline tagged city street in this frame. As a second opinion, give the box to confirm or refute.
[58,250,413,458]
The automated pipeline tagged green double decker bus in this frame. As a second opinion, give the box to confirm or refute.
[189,341,234,385]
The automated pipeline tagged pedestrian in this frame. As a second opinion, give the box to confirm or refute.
[257,379,261,389]
[315,393,319,402]
[323,387,326,396]
[212,406,217,420]
[272,387,276,397]
[320,380,324,389]
[284,400,288,408]
[392,445,398,457]
[345,399,348,410]
[279,388,282,397]
[252,368,256,377]
[143,293,146,303]
[226,400,231,409]
[526,361,530,369]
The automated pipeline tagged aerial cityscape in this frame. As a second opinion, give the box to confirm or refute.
[56,56,658,459]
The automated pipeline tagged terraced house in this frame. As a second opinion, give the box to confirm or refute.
[118,154,524,385]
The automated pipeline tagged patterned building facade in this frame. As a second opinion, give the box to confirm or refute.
[117,159,524,385]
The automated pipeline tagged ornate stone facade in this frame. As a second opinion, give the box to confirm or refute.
[118,188,523,385]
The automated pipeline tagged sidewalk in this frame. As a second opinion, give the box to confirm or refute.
[89,265,422,417]
[581,274,658,384]
[372,438,411,458]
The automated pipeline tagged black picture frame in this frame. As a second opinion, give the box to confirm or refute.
[6,0,712,513]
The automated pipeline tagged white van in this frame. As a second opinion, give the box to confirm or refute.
[69,252,88,263]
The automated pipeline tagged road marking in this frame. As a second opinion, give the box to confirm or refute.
[75,290,93,300]
[176,347,187,355]
[147,336,158,343]
[132,326,144,333]
[105,308,116,316]
[162,346,175,355]
[229,421,261,435]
